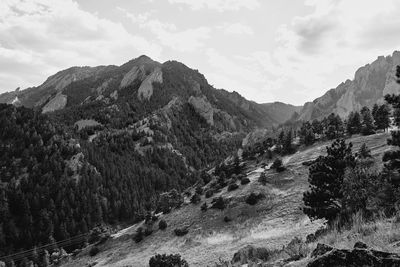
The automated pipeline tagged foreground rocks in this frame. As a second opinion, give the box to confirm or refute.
[308,242,400,267]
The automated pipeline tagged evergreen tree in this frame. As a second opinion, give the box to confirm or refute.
[325,113,344,139]
[374,104,391,131]
[303,139,355,222]
[312,119,323,136]
[346,111,361,135]
[357,143,372,159]
[360,106,375,135]
[299,121,315,146]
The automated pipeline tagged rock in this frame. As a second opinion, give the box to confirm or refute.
[231,245,270,265]
[42,93,67,113]
[120,66,145,88]
[188,95,214,125]
[308,243,400,267]
[354,241,368,249]
[311,243,333,258]
[138,67,162,100]
[0,261,5,267]
[298,51,400,121]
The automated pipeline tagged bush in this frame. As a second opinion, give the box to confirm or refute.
[195,186,203,195]
[258,172,267,185]
[227,183,239,191]
[201,202,208,212]
[89,246,100,257]
[144,227,153,236]
[205,189,214,198]
[211,196,226,210]
[246,192,265,205]
[271,158,285,172]
[174,227,189,236]
[159,219,167,230]
[190,193,201,204]
[149,253,189,267]
[224,216,232,222]
[134,227,144,243]
[241,177,250,185]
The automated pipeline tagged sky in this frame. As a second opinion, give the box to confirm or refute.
[1,0,400,105]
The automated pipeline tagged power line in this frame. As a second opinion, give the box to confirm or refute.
[0,233,90,263]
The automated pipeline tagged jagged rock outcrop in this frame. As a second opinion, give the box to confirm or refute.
[308,242,400,267]
[138,67,163,100]
[188,95,214,125]
[42,93,67,113]
[298,51,400,121]
[231,245,271,266]
[120,65,145,88]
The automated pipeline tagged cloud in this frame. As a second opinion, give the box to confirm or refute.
[0,0,161,91]
[219,23,254,35]
[118,7,211,52]
[252,0,400,104]
[167,0,260,11]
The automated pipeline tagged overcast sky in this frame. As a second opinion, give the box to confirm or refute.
[1,0,400,105]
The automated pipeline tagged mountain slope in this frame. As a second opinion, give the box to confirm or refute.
[297,51,400,121]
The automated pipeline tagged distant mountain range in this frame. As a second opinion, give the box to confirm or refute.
[1,51,400,128]
[0,55,300,129]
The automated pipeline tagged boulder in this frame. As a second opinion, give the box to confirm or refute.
[308,242,400,267]
[231,245,270,266]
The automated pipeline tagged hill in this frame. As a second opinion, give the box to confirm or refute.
[61,132,392,267]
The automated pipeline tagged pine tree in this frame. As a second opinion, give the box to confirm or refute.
[299,121,315,146]
[346,111,361,135]
[325,113,344,139]
[375,104,391,131]
[360,106,375,135]
[303,139,355,222]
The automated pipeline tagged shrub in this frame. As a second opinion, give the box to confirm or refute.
[246,192,265,205]
[195,186,203,195]
[134,227,144,243]
[271,158,285,172]
[201,202,208,212]
[258,172,267,185]
[227,183,239,191]
[158,219,167,230]
[223,216,232,222]
[174,227,189,236]
[211,196,226,210]
[205,189,214,198]
[241,177,250,185]
[190,193,201,204]
[144,226,153,236]
[152,215,159,222]
[201,171,212,185]
[89,246,100,257]
[149,253,189,267]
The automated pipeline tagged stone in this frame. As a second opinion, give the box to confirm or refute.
[354,241,368,249]
[138,67,163,100]
[308,242,400,267]
[311,243,333,258]
[231,245,270,265]
[188,95,214,125]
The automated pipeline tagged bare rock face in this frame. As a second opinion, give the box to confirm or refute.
[188,95,214,125]
[120,66,145,88]
[298,51,400,121]
[42,93,67,113]
[138,67,163,100]
[308,242,400,267]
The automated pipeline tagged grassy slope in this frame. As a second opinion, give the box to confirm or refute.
[63,132,392,267]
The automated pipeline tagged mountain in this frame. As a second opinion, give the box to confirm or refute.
[297,51,400,121]
[0,55,296,128]
[0,56,300,258]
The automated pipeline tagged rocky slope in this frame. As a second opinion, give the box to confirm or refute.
[297,51,400,121]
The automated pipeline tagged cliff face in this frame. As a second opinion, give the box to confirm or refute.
[298,51,400,121]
